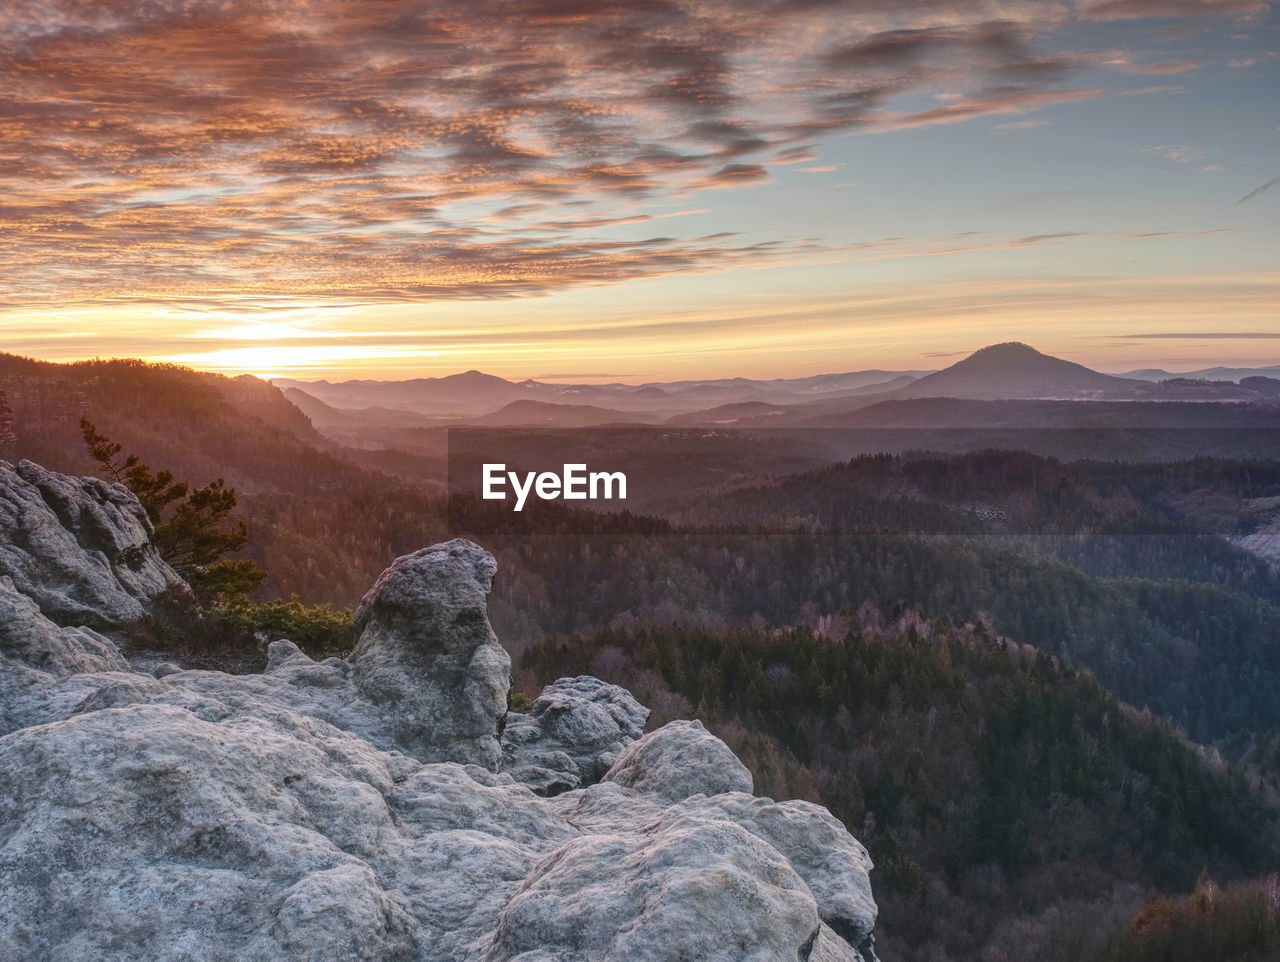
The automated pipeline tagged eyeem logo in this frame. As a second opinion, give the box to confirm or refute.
[482,463,627,512]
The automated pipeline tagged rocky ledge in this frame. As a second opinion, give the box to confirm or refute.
[0,461,880,961]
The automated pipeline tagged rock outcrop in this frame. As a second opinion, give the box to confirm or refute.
[502,675,649,794]
[37,541,508,771]
[0,702,879,962]
[602,717,755,803]
[0,458,182,627]
[349,540,511,769]
[0,576,129,678]
[0,460,185,738]
[0,575,136,736]
[0,464,880,962]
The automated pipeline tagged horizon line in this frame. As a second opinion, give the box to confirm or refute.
[5,347,1280,387]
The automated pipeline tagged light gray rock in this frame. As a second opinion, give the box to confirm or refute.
[811,924,875,962]
[0,575,134,735]
[71,673,168,713]
[0,576,129,677]
[27,543,505,769]
[675,794,879,956]
[5,543,501,768]
[484,810,822,962]
[0,699,879,962]
[501,675,649,795]
[0,703,443,962]
[73,543,513,768]
[0,666,142,737]
[0,459,183,628]
[349,540,511,770]
[0,521,881,962]
[549,780,879,958]
[266,638,308,671]
[602,718,754,803]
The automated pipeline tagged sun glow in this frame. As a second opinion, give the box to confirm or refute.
[153,344,441,378]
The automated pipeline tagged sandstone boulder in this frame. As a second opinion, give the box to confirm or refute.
[0,459,182,628]
[602,717,754,803]
[0,702,879,962]
[0,575,129,677]
[502,675,649,795]
[0,494,881,962]
[0,575,135,736]
[349,540,511,769]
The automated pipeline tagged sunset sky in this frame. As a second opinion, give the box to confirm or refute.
[1,0,1276,381]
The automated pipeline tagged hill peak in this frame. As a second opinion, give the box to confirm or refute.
[968,342,1043,360]
[894,343,1141,400]
[447,369,509,384]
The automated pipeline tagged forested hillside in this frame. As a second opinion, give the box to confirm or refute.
[0,353,371,494]
[474,525,1280,745]
[0,353,448,600]
[9,355,1280,961]
[520,618,1280,962]
[1094,874,1280,962]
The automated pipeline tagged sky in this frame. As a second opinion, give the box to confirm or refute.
[0,0,1276,382]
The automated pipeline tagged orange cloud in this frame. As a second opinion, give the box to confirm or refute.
[0,0,1260,308]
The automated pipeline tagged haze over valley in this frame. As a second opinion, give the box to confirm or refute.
[274,342,1280,433]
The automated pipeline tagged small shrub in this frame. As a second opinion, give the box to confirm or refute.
[508,690,535,714]
[122,584,265,673]
[213,597,355,660]
[122,588,354,671]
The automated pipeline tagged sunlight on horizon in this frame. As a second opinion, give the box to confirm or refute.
[6,268,1277,382]
[1,0,1275,383]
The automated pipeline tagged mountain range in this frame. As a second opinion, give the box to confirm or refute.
[8,346,1279,490]
[275,343,1280,431]
[1126,364,1280,381]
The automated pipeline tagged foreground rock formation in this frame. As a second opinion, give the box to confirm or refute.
[0,462,880,961]
[0,459,181,627]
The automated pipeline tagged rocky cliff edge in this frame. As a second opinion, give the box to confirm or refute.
[0,460,880,962]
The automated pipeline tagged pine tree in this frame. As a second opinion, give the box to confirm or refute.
[81,418,265,602]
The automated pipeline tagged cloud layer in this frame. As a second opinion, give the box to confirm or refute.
[0,0,1268,306]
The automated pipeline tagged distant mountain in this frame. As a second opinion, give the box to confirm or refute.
[1124,364,1280,382]
[292,354,1186,434]
[273,366,933,422]
[780,398,1280,460]
[276,373,664,417]
[784,369,930,392]
[843,397,1280,428]
[634,369,928,400]
[1125,378,1262,400]
[274,370,528,416]
[272,350,1280,431]
[610,346,1280,429]
[1241,375,1280,397]
[889,342,1144,400]
[840,374,919,394]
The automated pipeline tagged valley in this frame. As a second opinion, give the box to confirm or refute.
[5,344,1280,960]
